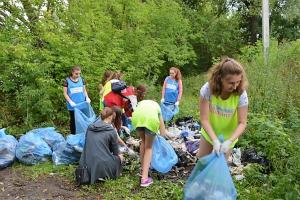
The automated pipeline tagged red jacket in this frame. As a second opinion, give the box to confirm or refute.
[103,86,136,117]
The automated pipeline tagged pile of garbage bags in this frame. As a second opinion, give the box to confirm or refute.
[0,102,96,167]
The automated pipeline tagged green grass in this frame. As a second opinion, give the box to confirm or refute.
[13,161,76,181]
[14,160,183,200]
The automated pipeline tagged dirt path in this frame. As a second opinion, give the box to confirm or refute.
[0,168,102,200]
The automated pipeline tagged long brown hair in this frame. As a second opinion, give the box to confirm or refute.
[208,57,248,96]
[136,84,147,102]
[170,67,182,80]
[101,70,113,86]
[112,106,122,132]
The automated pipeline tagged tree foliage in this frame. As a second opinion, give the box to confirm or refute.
[0,0,299,130]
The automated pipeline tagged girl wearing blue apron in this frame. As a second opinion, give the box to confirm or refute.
[161,67,183,106]
[63,66,91,134]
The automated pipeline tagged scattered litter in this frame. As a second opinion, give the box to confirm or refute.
[234,174,245,181]
[185,140,200,155]
[119,146,138,157]
[231,148,242,166]
[126,137,140,146]
[241,148,269,166]
[167,127,181,138]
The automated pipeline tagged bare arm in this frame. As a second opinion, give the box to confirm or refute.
[99,84,104,96]
[199,97,218,141]
[63,87,72,103]
[83,85,89,99]
[159,115,167,136]
[161,79,167,99]
[117,134,127,147]
[177,79,183,102]
[229,106,248,141]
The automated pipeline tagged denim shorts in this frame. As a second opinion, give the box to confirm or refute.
[136,127,156,136]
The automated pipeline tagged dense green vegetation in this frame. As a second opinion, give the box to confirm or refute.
[1,0,300,199]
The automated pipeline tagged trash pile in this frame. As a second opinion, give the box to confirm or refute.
[1,108,270,184]
[229,148,271,181]
[145,116,270,181]
[156,116,201,180]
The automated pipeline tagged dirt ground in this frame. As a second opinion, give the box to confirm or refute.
[0,167,102,200]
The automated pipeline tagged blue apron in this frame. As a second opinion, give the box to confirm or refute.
[66,77,86,110]
[164,76,179,103]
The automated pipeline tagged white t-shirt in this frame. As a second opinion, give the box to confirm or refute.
[200,82,248,107]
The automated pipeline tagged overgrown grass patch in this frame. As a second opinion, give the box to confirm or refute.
[14,161,76,181]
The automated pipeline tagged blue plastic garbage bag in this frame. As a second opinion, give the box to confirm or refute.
[0,128,6,137]
[16,132,52,165]
[52,142,81,165]
[151,135,178,173]
[0,129,18,169]
[32,127,65,149]
[74,102,96,135]
[160,102,179,122]
[184,153,237,200]
[66,133,85,153]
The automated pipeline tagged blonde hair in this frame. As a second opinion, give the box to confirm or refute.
[208,57,248,96]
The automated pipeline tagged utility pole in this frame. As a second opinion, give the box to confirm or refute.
[262,0,270,66]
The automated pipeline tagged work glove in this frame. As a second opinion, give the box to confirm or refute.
[175,101,179,106]
[220,140,232,153]
[86,97,91,103]
[161,98,165,103]
[213,139,221,156]
[69,101,76,107]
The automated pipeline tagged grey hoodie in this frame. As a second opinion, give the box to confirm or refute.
[79,119,121,184]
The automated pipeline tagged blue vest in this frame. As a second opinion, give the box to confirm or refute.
[66,77,86,110]
[164,76,179,103]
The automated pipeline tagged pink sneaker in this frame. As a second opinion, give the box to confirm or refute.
[140,177,153,187]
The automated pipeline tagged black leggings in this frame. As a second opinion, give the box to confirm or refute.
[69,110,76,134]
